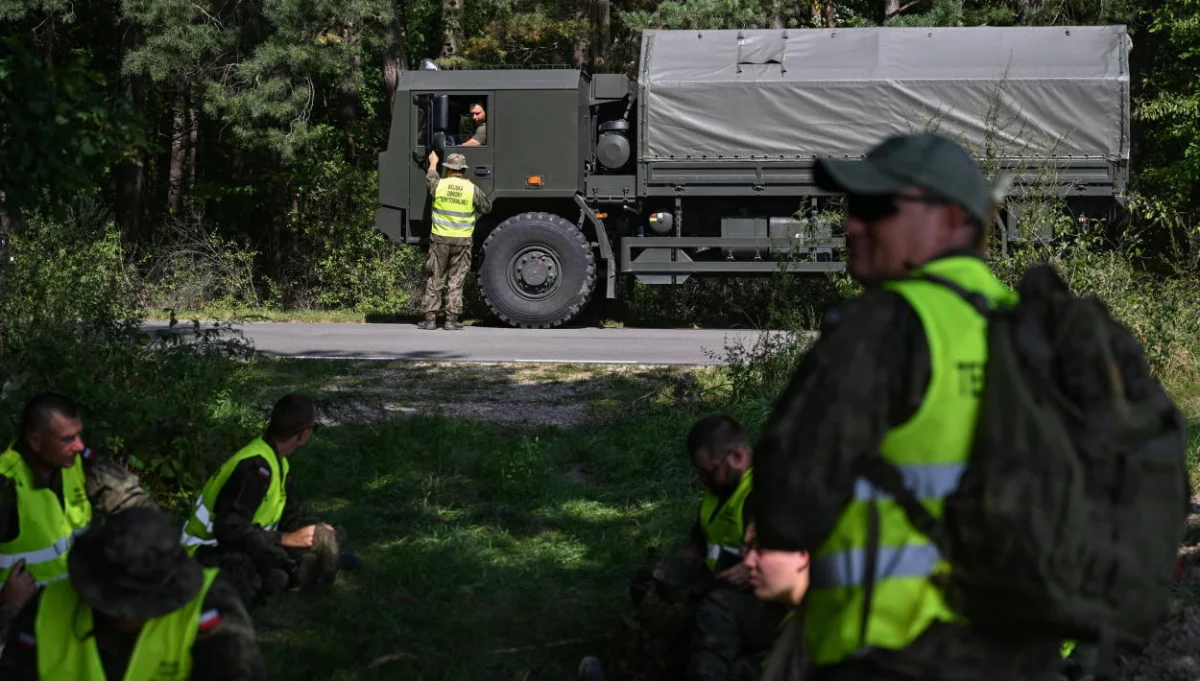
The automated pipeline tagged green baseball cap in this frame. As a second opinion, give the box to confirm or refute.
[814,132,993,225]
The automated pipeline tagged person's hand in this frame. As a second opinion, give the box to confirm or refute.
[281,525,316,548]
[428,150,439,168]
[0,559,36,608]
[715,562,750,587]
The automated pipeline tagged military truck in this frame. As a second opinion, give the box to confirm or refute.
[375,25,1131,328]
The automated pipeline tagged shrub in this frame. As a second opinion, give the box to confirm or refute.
[0,200,261,509]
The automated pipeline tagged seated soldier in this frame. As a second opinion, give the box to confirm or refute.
[579,415,785,681]
[0,506,266,680]
[180,394,360,608]
[0,393,156,649]
[741,519,811,681]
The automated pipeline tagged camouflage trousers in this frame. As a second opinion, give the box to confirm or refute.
[601,556,781,681]
[421,235,473,316]
[194,524,344,610]
[687,586,787,681]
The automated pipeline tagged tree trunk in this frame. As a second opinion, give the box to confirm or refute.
[824,2,836,27]
[440,0,464,60]
[590,0,609,72]
[884,0,900,23]
[341,22,362,160]
[115,23,146,245]
[770,0,784,29]
[572,3,590,70]
[384,22,408,114]
[167,86,186,215]
[187,95,198,197]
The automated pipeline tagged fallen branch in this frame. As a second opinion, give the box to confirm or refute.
[490,634,612,655]
[366,651,417,670]
[885,0,921,20]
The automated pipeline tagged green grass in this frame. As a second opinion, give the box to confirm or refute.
[228,355,1200,681]
[250,404,733,681]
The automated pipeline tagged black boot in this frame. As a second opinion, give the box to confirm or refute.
[417,313,438,330]
[444,315,463,331]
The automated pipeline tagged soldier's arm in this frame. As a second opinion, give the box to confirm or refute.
[751,289,929,553]
[277,476,317,533]
[426,170,440,197]
[210,458,290,569]
[188,574,268,681]
[82,448,158,514]
[0,590,41,681]
[474,187,493,215]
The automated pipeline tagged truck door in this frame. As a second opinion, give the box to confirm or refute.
[409,92,495,241]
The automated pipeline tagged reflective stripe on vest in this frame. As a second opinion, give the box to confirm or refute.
[36,567,219,680]
[698,468,753,569]
[431,176,477,238]
[802,256,1019,667]
[0,445,93,587]
[180,438,288,552]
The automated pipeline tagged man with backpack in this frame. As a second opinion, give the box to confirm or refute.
[749,132,1189,681]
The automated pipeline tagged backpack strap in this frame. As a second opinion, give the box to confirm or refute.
[853,453,945,548]
[914,272,991,318]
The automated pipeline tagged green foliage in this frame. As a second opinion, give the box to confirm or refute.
[0,35,144,217]
[1133,0,1200,211]
[0,201,260,507]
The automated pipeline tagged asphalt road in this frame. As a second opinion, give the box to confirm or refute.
[141,321,801,366]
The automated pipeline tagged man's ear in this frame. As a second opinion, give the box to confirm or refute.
[26,430,41,452]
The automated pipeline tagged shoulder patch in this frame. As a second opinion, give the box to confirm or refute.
[82,448,94,462]
[17,632,36,649]
[255,466,271,480]
[198,609,223,632]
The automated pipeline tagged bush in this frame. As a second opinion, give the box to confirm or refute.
[715,200,1200,417]
[0,199,262,509]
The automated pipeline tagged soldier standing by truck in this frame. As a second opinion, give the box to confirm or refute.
[419,150,493,331]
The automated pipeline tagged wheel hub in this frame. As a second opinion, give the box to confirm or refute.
[512,249,560,297]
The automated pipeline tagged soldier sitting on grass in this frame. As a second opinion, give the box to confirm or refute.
[578,415,787,681]
[179,394,361,609]
[0,506,267,680]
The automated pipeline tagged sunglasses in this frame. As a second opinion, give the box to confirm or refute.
[846,193,949,222]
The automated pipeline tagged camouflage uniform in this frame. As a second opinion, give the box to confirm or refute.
[596,551,783,681]
[190,447,345,609]
[752,253,1064,681]
[687,585,786,681]
[0,507,266,680]
[0,443,155,645]
[421,158,492,326]
[603,554,715,681]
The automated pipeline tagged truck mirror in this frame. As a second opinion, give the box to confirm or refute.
[432,95,451,132]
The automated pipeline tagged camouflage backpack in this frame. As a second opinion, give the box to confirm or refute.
[858,263,1190,675]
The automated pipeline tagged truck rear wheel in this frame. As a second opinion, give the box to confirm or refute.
[478,212,596,329]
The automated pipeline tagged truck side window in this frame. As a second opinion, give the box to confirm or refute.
[449,95,487,147]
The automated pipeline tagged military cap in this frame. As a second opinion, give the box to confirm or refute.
[68,507,205,621]
[443,153,469,170]
[814,132,993,225]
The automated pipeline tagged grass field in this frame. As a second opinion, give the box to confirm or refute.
[227,357,1200,681]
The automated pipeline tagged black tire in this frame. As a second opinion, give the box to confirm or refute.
[477,212,596,329]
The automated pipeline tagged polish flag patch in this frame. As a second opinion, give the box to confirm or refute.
[82,448,94,461]
[18,632,36,649]
[255,467,271,480]
[198,609,223,632]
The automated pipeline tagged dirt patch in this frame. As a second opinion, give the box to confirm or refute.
[307,362,698,429]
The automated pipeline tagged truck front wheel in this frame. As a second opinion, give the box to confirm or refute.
[477,212,596,329]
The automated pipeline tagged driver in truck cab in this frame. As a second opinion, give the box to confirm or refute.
[456,102,486,147]
[420,150,493,331]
